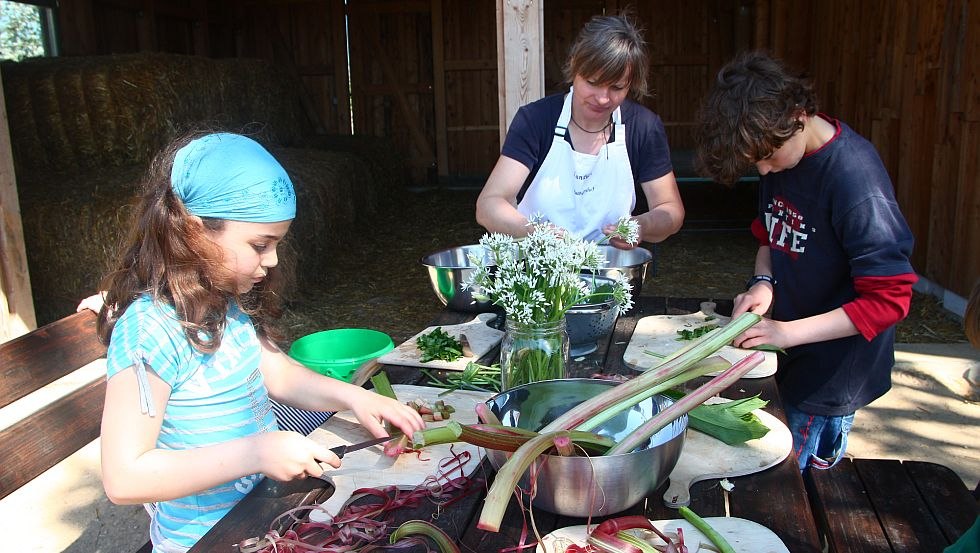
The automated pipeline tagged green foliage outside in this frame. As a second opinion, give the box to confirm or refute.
[1,1,45,61]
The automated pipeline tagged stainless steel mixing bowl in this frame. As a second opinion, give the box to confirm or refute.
[592,245,654,296]
[485,378,687,517]
[420,245,496,313]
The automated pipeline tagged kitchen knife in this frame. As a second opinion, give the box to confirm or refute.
[328,434,395,459]
[259,435,399,498]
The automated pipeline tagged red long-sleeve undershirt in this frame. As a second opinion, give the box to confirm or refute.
[749,218,916,341]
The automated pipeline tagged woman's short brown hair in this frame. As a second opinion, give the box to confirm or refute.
[563,13,650,100]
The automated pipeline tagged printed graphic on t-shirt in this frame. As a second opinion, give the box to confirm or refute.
[764,195,810,259]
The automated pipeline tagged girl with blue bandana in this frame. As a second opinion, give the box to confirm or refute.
[94,132,425,553]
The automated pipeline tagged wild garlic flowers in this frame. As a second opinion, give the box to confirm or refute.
[606,216,641,246]
[464,218,634,327]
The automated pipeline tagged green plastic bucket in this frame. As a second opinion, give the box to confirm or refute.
[288,328,394,382]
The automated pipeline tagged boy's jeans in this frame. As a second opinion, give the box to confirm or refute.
[784,403,855,472]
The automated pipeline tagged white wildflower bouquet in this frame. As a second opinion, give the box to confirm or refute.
[464,218,635,325]
[463,217,636,387]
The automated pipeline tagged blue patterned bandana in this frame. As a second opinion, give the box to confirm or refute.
[171,133,296,222]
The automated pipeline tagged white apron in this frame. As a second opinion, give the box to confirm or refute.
[517,88,635,242]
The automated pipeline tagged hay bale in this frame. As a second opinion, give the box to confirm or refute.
[2,52,407,325]
[18,168,141,324]
[2,53,311,177]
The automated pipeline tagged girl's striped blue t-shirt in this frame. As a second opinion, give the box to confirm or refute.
[106,295,278,552]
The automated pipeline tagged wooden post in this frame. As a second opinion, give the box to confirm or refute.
[431,0,449,179]
[496,0,544,145]
[0,76,37,341]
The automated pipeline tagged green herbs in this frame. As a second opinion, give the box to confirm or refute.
[664,390,771,445]
[422,362,502,396]
[416,327,463,362]
[676,323,719,341]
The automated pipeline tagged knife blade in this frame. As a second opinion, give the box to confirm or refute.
[328,434,397,459]
[459,332,475,357]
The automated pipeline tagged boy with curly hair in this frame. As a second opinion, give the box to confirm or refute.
[695,52,917,471]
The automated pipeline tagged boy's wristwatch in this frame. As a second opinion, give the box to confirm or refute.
[745,274,776,290]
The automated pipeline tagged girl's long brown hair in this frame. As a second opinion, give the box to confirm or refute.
[97,131,288,352]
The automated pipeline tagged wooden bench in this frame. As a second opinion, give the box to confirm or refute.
[0,310,151,552]
[805,457,979,553]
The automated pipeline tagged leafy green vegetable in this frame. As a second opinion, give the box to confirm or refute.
[416,327,463,362]
[664,390,771,445]
[675,323,719,341]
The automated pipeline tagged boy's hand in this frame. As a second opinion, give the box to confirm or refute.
[732,282,773,318]
[733,318,794,350]
[255,431,340,481]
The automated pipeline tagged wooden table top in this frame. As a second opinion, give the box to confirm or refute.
[191,296,823,552]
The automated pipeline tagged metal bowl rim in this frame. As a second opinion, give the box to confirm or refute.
[419,244,496,269]
[485,378,688,458]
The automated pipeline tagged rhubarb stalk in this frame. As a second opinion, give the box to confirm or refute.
[574,356,729,433]
[678,506,735,553]
[390,520,461,553]
[540,313,761,433]
[412,420,613,452]
[477,431,574,532]
[605,351,765,455]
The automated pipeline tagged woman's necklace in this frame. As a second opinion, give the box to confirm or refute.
[570,115,612,134]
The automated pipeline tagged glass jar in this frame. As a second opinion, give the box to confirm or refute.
[499,318,569,390]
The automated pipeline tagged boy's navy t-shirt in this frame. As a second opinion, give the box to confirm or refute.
[757,118,915,416]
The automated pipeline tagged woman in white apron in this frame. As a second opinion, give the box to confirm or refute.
[476,13,683,249]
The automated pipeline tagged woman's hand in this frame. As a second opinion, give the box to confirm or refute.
[253,431,341,481]
[601,224,635,250]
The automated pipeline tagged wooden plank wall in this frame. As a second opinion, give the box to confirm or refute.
[765,0,980,297]
[20,0,980,297]
[234,0,350,135]
[444,0,498,180]
[346,1,436,184]
[629,0,753,150]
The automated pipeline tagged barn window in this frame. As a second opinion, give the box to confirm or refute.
[0,0,58,61]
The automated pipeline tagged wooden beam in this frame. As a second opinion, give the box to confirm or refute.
[0,76,37,340]
[331,0,352,134]
[496,0,544,145]
[431,0,449,178]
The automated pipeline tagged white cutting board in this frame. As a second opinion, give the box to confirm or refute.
[537,516,789,553]
[664,397,793,508]
[623,302,777,378]
[307,385,492,517]
[377,313,504,371]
